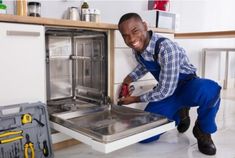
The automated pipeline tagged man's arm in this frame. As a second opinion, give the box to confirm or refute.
[119,39,181,105]
[127,63,148,83]
[139,40,180,102]
[118,63,148,104]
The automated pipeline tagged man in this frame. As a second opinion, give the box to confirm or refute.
[117,13,221,156]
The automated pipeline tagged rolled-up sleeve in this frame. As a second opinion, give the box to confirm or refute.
[128,63,148,82]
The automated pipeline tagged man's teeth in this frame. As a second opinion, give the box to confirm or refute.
[133,41,139,46]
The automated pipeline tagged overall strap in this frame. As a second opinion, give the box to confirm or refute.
[153,37,167,61]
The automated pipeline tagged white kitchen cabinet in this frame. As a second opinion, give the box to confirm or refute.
[0,22,46,105]
[114,48,155,83]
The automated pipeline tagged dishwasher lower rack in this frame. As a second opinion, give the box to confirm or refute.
[49,104,175,153]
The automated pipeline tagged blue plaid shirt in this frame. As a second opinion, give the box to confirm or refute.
[128,31,197,102]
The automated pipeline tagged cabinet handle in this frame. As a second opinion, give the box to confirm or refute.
[70,55,91,60]
[6,30,40,37]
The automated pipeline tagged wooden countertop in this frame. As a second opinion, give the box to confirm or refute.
[0,14,117,30]
[175,30,235,39]
[0,14,174,34]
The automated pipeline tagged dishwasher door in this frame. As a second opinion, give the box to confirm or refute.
[49,103,175,153]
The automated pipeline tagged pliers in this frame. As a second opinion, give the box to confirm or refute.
[24,134,35,158]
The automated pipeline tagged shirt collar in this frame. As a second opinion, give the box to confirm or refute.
[145,30,160,54]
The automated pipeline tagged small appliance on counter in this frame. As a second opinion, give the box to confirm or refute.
[141,10,178,30]
[89,8,100,22]
[28,1,41,17]
[16,0,27,16]
[67,6,80,20]
[156,10,177,30]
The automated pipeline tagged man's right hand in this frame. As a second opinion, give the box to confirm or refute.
[123,75,133,85]
[117,96,140,105]
[118,83,129,98]
[118,75,134,99]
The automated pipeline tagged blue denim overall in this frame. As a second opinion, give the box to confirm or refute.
[139,39,221,143]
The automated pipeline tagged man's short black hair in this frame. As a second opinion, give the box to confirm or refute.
[118,13,142,26]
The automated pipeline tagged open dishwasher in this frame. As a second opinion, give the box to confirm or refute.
[45,28,175,153]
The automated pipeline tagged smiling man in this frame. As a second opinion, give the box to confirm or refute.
[117,12,221,156]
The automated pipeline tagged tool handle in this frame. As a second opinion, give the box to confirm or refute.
[0,130,23,138]
[29,143,35,158]
[43,140,49,157]
[119,83,129,98]
[0,136,23,144]
[24,143,35,158]
[24,144,29,158]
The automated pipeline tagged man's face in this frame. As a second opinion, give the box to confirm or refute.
[118,18,148,52]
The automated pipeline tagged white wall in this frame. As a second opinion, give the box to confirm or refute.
[4,0,152,24]
[170,0,235,32]
[175,38,235,77]
[170,0,235,88]
[4,0,235,32]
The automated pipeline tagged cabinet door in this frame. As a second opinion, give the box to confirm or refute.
[114,48,155,83]
[0,23,46,105]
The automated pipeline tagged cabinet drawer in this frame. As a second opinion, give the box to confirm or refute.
[114,30,128,48]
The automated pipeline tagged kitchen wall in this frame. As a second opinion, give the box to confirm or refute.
[170,0,235,32]
[4,0,235,32]
[175,38,235,87]
[170,0,235,85]
[4,0,154,25]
